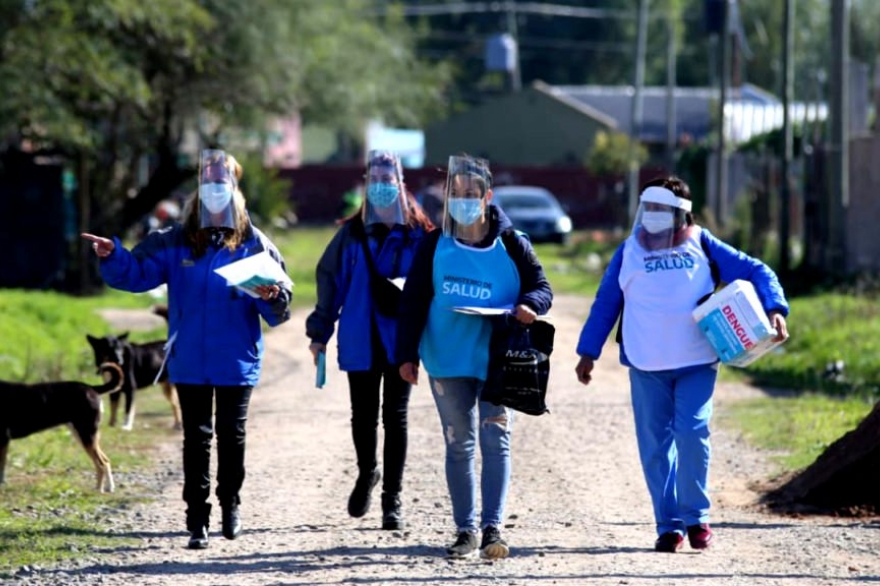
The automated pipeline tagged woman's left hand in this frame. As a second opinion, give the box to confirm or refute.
[513,303,537,324]
[254,284,281,301]
[768,311,789,342]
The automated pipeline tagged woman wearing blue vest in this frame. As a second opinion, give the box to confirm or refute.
[306,151,433,531]
[83,149,292,550]
[397,155,553,560]
[574,176,789,553]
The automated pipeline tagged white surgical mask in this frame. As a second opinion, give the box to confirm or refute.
[641,211,674,234]
[199,183,233,214]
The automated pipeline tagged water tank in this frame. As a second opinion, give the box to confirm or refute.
[485,33,517,73]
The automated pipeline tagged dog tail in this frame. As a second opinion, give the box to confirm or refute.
[93,362,125,394]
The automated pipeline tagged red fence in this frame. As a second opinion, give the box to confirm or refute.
[278,165,667,228]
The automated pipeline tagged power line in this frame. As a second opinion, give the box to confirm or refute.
[366,1,700,21]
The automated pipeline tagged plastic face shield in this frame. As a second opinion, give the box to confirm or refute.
[363,150,406,226]
[442,156,492,241]
[198,149,238,230]
[632,185,692,250]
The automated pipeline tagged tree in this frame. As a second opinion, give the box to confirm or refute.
[0,0,449,290]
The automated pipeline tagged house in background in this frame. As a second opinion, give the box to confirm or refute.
[424,81,617,167]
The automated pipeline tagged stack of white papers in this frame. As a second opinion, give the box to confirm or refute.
[214,251,294,299]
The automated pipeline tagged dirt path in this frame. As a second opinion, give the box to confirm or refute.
[14,296,880,585]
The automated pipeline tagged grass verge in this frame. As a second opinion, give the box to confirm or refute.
[0,391,178,576]
[721,393,875,471]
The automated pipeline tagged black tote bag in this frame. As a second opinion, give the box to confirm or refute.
[482,316,555,416]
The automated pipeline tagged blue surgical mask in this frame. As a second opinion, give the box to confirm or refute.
[367,183,399,208]
[447,198,484,226]
[199,183,233,214]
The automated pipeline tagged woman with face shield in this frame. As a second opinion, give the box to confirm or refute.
[305,150,434,531]
[395,156,553,559]
[573,176,789,553]
[82,149,292,550]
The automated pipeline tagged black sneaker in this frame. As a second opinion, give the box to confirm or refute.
[347,468,381,518]
[480,525,509,560]
[446,531,478,558]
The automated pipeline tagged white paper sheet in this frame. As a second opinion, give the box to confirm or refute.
[452,306,514,316]
[214,251,293,299]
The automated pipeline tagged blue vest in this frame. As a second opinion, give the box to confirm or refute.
[420,236,520,379]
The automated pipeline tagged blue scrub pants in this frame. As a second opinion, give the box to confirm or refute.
[629,362,718,536]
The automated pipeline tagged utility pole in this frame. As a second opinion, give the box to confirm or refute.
[779,0,794,273]
[627,0,649,224]
[828,0,849,272]
[714,0,730,228]
[505,2,522,92]
[665,9,677,173]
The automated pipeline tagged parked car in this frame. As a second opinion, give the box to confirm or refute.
[492,185,573,244]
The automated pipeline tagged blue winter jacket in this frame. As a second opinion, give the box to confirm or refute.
[305,220,429,371]
[576,227,790,365]
[99,223,292,386]
[396,204,554,367]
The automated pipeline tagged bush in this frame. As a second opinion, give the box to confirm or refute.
[238,154,294,226]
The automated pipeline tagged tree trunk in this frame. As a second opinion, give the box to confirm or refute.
[119,156,193,231]
[764,399,880,515]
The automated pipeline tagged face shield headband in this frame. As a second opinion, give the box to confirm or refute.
[633,186,692,249]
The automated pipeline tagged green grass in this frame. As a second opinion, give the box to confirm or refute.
[721,393,875,471]
[0,288,166,382]
[0,390,177,575]
[716,292,880,473]
[0,287,174,575]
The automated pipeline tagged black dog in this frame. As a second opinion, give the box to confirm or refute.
[86,332,182,431]
[0,363,123,492]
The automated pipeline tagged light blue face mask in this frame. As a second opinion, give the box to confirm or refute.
[366,183,399,208]
[199,183,233,214]
[447,198,484,226]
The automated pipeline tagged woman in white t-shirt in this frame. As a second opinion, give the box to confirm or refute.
[574,176,789,553]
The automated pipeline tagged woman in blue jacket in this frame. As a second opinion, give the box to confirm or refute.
[83,149,292,550]
[305,151,433,531]
[396,156,553,560]
[574,176,789,554]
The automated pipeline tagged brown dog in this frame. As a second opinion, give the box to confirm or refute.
[0,363,123,492]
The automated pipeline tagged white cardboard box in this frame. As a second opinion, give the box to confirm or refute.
[692,279,783,367]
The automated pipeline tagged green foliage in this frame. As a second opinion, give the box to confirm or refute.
[584,131,648,177]
[238,155,293,226]
[722,394,874,471]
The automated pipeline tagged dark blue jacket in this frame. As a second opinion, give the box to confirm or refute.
[396,204,553,366]
[576,227,790,365]
[99,223,291,386]
[306,220,429,371]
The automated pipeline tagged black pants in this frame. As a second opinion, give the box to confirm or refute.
[176,384,253,510]
[347,365,412,495]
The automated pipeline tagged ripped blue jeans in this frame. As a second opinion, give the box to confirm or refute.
[428,376,512,533]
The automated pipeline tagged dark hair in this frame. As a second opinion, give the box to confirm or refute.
[641,175,694,226]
